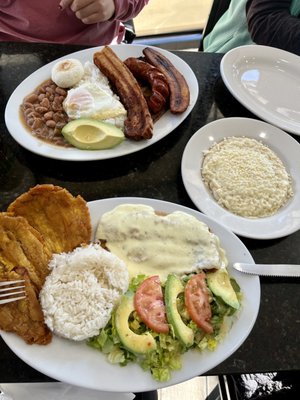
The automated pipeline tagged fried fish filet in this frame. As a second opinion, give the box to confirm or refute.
[7,184,92,254]
[0,266,52,345]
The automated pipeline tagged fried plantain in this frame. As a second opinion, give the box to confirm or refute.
[0,266,52,345]
[8,184,92,254]
[1,184,92,345]
[0,213,52,344]
[0,212,51,289]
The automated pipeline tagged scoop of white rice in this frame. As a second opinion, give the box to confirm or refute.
[40,243,129,341]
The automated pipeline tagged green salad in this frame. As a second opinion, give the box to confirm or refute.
[88,271,241,382]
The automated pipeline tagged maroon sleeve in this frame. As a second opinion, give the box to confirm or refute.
[246,0,300,56]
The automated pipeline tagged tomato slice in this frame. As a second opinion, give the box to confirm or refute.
[134,275,169,334]
[184,273,213,334]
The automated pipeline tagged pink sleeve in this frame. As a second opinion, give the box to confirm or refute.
[113,0,150,21]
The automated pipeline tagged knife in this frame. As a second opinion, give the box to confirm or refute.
[233,263,300,277]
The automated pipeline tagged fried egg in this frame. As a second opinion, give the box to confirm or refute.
[63,62,127,128]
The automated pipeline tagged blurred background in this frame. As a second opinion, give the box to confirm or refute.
[132,0,213,50]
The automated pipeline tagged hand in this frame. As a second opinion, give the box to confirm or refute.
[59,0,115,24]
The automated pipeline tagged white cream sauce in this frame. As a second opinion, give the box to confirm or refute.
[96,204,227,282]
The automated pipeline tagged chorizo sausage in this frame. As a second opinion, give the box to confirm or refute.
[143,47,190,114]
[124,57,170,114]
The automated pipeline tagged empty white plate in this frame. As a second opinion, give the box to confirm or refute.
[221,45,300,135]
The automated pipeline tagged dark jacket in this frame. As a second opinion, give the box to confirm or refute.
[246,0,300,55]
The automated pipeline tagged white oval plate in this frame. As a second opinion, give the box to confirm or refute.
[0,197,260,393]
[4,45,198,161]
[220,45,300,135]
[181,117,300,239]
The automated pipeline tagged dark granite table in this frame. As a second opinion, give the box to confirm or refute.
[0,42,299,392]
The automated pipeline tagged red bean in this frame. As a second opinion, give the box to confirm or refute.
[40,97,50,108]
[38,93,46,101]
[45,120,56,128]
[35,106,48,114]
[44,111,54,120]
[24,107,34,116]
[25,93,38,103]
[32,118,43,129]
[55,87,67,96]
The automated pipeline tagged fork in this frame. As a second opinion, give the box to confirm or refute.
[0,280,26,305]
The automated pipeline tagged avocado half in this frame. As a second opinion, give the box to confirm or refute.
[62,118,125,150]
[164,274,194,347]
[206,269,240,309]
[115,292,157,354]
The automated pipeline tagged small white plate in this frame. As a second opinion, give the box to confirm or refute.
[0,197,260,393]
[4,45,198,161]
[181,117,300,239]
[220,45,300,135]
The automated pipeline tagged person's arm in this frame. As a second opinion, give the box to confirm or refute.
[59,0,149,24]
[246,0,300,55]
[113,0,150,22]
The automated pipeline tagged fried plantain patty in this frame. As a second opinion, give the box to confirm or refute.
[8,184,92,254]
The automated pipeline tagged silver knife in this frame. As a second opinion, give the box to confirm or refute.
[233,263,300,277]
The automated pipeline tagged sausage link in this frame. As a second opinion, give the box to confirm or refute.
[124,57,170,114]
[143,47,190,114]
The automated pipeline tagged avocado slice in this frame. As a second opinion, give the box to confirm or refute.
[115,292,157,354]
[62,118,125,150]
[206,269,240,310]
[164,274,194,347]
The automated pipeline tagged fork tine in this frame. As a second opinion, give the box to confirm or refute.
[0,284,25,293]
[0,295,26,305]
[0,280,25,287]
[0,280,26,305]
[0,290,26,298]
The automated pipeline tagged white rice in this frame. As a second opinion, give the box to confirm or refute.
[40,243,129,341]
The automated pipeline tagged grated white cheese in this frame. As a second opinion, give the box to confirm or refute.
[201,137,293,218]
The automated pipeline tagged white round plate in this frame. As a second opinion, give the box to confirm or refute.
[220,45,300,135]
[181,117,300,239]
[0,197,260,393]
[4,45,198,161]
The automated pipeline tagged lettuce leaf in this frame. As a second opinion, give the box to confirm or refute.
[87,273,240,382]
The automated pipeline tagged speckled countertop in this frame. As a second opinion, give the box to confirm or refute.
[0,42,299,391]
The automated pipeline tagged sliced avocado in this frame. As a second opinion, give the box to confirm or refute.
[164,274,194,347]
[115,292,157,354]
[62,118,125,150]
[206,269,240,310]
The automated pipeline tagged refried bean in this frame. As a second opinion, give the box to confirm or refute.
[21,79,71,147]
